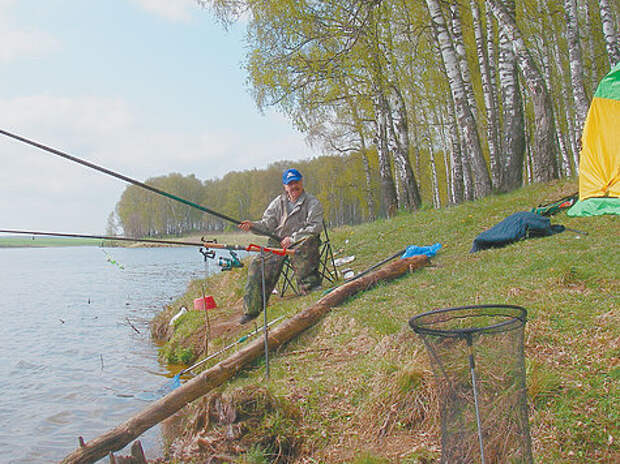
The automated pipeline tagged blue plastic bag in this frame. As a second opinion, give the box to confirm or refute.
[401,243,442,259]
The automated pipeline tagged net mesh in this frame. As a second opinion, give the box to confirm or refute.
[409,305,533,464]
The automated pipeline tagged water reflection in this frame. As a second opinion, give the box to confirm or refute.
[0,246,231,463]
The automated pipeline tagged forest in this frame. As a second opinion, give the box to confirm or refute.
[112,0,619,238]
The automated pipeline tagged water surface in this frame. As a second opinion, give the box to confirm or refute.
[0,245,224,463]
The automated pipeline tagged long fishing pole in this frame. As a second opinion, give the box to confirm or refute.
[0,129,280,242]
[0,229,294,256]
[177,315,285,377]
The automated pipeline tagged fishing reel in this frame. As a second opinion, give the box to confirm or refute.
[217,251,243,271]
[199,248,216,261]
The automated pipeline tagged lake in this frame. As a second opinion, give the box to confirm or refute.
[0,245,230,463]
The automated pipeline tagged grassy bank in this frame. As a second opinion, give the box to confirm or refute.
[152,179,618,463]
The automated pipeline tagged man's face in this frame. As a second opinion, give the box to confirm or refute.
[284,180,303,202]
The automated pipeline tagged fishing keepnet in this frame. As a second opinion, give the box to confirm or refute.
[409,305,533,464]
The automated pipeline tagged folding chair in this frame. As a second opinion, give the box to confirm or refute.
[277,221,338,297]
[317,221,338,284]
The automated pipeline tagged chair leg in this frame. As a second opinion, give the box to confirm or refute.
[318,240,338,283]
[278,258,299,297]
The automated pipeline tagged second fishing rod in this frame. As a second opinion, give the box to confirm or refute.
[0,229,295,256]
[0,129,281,242]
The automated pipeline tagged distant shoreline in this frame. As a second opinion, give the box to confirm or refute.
[0,237,107,248]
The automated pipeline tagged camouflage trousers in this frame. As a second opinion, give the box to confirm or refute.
[243,235,322,317]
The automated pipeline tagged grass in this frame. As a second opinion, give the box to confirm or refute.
[155,179,618,463]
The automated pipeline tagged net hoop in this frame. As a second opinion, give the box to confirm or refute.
[408,304,527,338]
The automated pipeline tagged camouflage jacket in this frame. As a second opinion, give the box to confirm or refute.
[253,191,324,242]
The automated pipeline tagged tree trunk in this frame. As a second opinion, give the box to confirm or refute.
[389,85,422,209]
[447,98,466,203]
[599,0,620,67]
[60,255,429,464]
[425,0,491,199]
[348,100,377,222]
[472,0,501,189]
[488,0,559,183]
[360,147,377,222]
[422,106,441,209]
[449,3,479,120]
[430,150,441,209]
[538,2,575,176]
[564,0,591,156]
[495,0,526,192]
[485,1,501,156]
[582,0,596,86]
[374,92,398,216]
[437,108,454,205]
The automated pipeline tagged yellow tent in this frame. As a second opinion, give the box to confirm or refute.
[578,63,620,200]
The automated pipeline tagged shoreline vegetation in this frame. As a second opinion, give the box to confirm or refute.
[132,179,617,463]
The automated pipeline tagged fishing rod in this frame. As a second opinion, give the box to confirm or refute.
[322,247,407,295]
[0,129,281,242]
[344,248,407,283]
[0,229,294,256]
[176,315,285,377]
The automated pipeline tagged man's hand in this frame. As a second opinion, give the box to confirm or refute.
[238,220,253,232]
[280,236,293,248]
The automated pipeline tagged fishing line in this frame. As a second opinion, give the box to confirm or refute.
[101,248,125,270]
[0,129,280,241]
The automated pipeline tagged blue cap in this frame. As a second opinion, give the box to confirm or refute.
[282,168,303,185]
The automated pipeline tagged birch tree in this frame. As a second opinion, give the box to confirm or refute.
[564,0,591,156]
[599,0,620,66]
[472,0,501,188]
[495,0,526,191]
[488,0,559,183]
[425,0,491,199]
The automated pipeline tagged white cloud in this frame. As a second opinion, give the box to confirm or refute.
[0,95,314,232]
[0,0,61,63]
[130,0,197,22]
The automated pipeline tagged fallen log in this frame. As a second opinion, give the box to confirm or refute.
[60,255,429,464]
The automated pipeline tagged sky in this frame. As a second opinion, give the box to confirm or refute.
[0,0,318,234]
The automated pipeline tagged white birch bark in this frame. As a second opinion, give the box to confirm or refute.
[539,1,575,176]
[422,105,441,209]
[564,0,591,156]
[430,149,441,209]
[387,86,422,209]
[380,9,422,211]
[448,3,479,120]
[582,0,596,85]
[425,0,491,199]
[374,92,398,216]
[437,108,455,205]
[448,104,466,203]
[472,0,501,189]
[599,0,620,66]
[556,124,573,177]
[347,100,377,221]
[488,0,559,183]
[495,0,526,191]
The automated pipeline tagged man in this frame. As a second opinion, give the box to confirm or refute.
[238,168,324,324]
